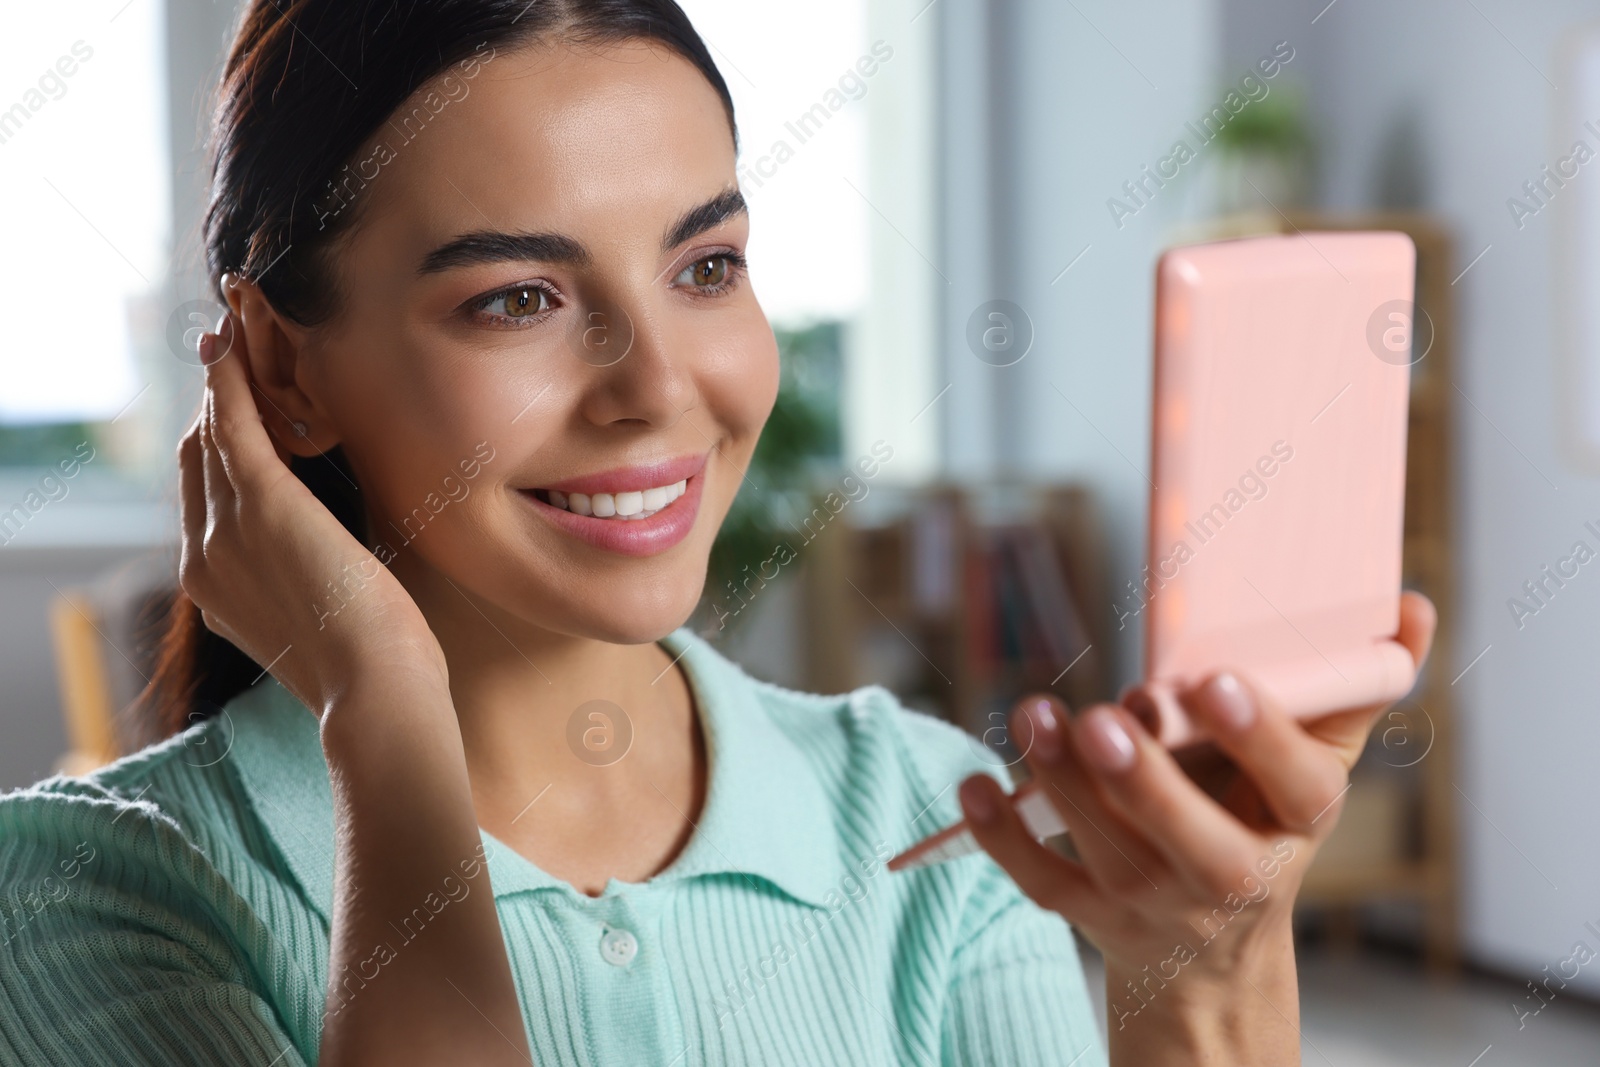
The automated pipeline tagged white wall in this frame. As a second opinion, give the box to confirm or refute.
[1221,0,1600,994]
[938,0,1220,687]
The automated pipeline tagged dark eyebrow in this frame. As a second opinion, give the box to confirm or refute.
[662,187,747,253]
[417,187,748,276]
[418,232,590,274]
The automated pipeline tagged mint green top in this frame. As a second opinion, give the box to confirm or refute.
[0,629,1104,1065]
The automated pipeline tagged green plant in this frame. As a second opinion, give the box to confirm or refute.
[0,420,98,467]
[1213,82,1313,160]
[702,321,842,629]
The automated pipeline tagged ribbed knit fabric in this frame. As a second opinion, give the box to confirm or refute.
[0,628,1105,1066]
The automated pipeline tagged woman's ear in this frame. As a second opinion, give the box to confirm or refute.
[219,271,340,458]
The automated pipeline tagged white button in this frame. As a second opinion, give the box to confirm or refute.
[600,927,638,967]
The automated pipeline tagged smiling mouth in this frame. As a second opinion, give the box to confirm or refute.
[528,479,689,521]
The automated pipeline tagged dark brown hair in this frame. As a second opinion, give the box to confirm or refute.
[137,0,737,741]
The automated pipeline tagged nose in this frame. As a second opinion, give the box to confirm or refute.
[572,296,696,430]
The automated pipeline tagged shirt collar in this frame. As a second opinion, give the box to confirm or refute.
[224,627,844,925]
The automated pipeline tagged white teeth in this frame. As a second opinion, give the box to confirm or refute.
[539,478,688,520]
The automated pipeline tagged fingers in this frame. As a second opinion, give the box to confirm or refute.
[958,772,1111,930]
[1395,590,1437,673]
[203,312,281,492]
[1185,672,1350,835]
[1066,703,1274,902]
[1302,590,1441,761]
[1012,697,1171,899]
[177,411,206,594]
[197,360,231,525]
[190,329,241,622]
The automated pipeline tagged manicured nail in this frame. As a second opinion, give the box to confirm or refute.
[1077,706,1137,773]
[960,776,999,825]
[1205,672,1256,732]
[198,332,216,366]
[1029,698,1064,763]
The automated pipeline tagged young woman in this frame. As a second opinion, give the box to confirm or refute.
[0,2,1434,1064]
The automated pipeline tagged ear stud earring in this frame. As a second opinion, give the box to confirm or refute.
[292,421,308,438]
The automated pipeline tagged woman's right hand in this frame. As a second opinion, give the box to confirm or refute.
[181,282,533,1067]
[177,282,448,718]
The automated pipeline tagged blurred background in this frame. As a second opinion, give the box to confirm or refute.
[5,0,1600,1060]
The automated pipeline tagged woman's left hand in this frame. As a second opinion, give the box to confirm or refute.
[959,590,1436,1065]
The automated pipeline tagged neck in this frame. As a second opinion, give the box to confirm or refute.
[390,553,697,822]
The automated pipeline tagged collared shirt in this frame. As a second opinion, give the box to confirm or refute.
[0,628,1104,1066]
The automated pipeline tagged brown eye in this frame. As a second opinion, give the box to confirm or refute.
[687,255,728,287]
[505,287,544,317]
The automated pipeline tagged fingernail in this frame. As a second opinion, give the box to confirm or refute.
[198,333,216,366]
[959,776,999,825]
[1076,706,1137,773]
[1029,698,1064,763]
[1205,672,1256,731]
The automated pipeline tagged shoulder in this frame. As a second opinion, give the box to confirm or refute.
[0,696,324,1064]
[0,686,282,923]
[0,720,217,857]
[757,673,1017,799]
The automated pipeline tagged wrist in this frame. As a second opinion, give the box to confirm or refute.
[1105,912,1299,1064]
[272,631,449,724]
[318,670,458,761]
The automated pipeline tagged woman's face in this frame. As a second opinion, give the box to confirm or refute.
[289,40,777,644]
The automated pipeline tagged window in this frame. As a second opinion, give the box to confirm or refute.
[0,4,168,460]
[674,0,938,478]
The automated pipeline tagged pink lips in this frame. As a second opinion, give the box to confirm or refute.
[516,453,708,558]
[537,453,707,496]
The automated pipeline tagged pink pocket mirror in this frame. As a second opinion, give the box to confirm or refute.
[1122,231,1419,748]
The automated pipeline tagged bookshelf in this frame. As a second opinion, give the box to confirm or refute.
[1187,211,1458,967]
[799,485,1113,743]
[1290,212,1459,970]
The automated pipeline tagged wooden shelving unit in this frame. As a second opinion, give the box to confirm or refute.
[1157,210,1461,968]
[800,485,1114,745]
